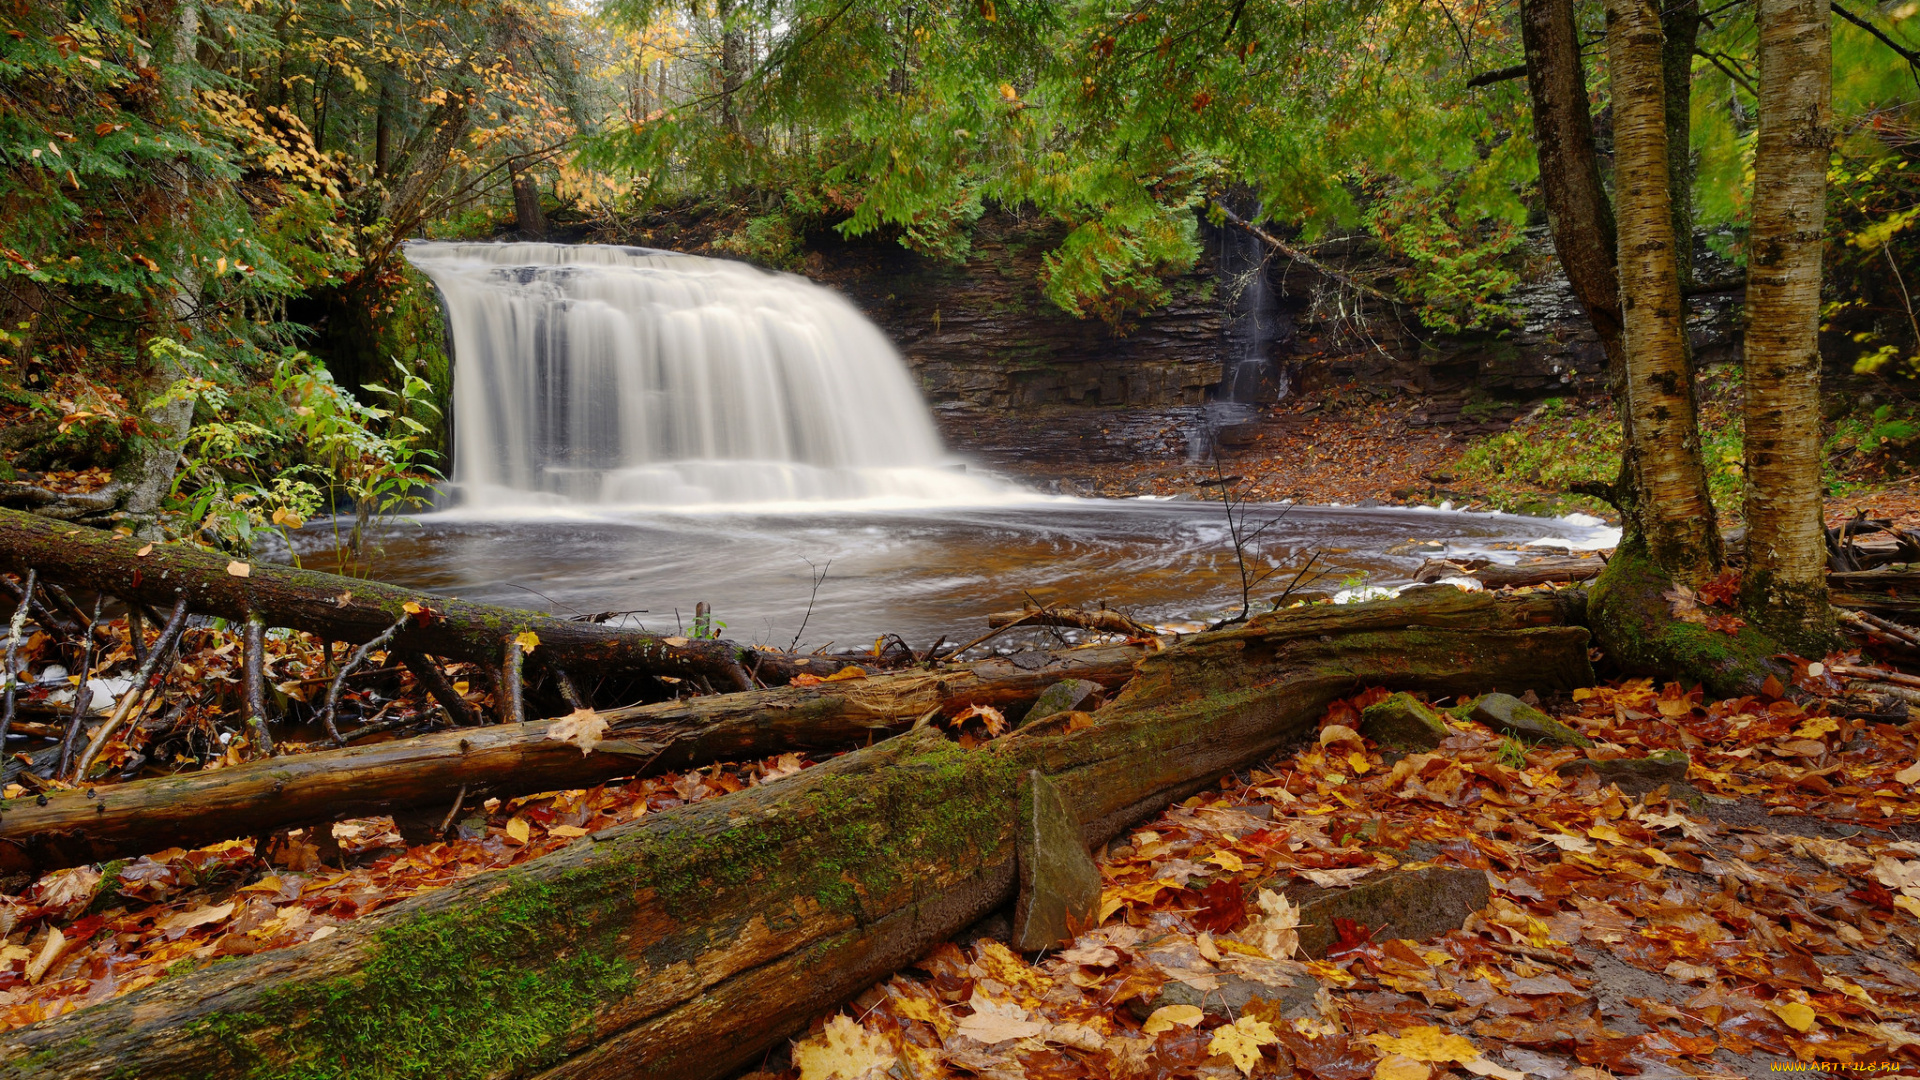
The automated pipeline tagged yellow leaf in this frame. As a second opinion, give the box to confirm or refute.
[270,508,305,529]
[1897,761,1920,785]
[1374,1055,1431,1080]
[402,601,422,614]
[453,680,469,695]
[546,708,608,755]
[1793,715,1839,740]
[1349,751,1372,774]
[1142,1004,1205,1035]
[795,1013,897,1080]
[135,543,153,557]
[1319,724,1361,747]
[505,816,531,845]
[514,631,539,653]
[1587,823,1626,845]
[825,666,868,682]
[1206,849,1245,873]
[1208,1016,1278,1074]
[1643,846,1681,868]
[226,560,252,578]
[1366,1025,1481,1064]
[25,927,65,984]
[663,636,690,647]
[1571,687,1595,701]
[550,825,589,838]
[1769,1001,1817,1033]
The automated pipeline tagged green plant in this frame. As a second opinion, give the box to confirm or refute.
[160,340,440,559]
[1495,737,1529,769]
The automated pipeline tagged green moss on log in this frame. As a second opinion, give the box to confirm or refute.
[1588,536,1786,698]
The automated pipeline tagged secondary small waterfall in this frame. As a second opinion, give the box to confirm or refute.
[405,242,1012,509]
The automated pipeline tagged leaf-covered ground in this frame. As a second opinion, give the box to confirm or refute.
[3,656,1920,1079]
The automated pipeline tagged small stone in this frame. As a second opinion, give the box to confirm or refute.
[1125,970,1317,1022]
[1556,749,1690,795]
[1467,692,1593,748]
[1259,866,1491,958]
[1011,771,1101,951]
[1360,692,1452,751]
[1022,679,1101,727]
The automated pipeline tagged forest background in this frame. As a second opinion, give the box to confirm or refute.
[0,0,1916,553]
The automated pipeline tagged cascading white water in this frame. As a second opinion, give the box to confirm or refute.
[404,241,1018,510]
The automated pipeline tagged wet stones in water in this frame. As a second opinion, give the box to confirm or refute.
[1466,692,1593,748]
[1022,679,1101,727]
[1359,692,1452,751]
[1556,749,1691,796]
[1011,770,1101,951]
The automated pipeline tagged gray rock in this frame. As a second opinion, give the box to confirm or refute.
[1011,770,1101,951]
[1556,749,1689,795]
[1125,970,1317,1022]
[1360,692,1452,750]
[1467,692,1593,748]
[1273,865,1492,958]
[1022,679,1102,727]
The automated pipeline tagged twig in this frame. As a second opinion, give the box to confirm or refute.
[787,558,831,654]
[243,615,274,757]
[319,614,413,746]
[552,667,588,711]
[0,570,36,756]
[1209,199,1403,306]
[501,640,526,726]
[944,601,1065,660]
[71,594,188,781]
[55,593,103,779]
[1832,662,1920,689]
[401,651,482,727]
[1833,1,1920,71]
[1465,62,1527,87]
[438,784,469,836]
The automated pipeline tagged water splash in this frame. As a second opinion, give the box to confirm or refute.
[405,242,1023,511]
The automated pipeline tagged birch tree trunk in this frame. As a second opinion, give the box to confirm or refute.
[1604,0,1722,583]
[1740,0,1833,647]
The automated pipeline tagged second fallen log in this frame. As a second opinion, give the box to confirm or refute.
[0,643,1145,873]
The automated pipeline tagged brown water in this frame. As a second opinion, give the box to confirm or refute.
[306,499,1615,653]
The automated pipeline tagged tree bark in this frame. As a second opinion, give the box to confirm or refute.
[0,507,760,690]
[0,590,1590,1080]
[1739,0,1833,649]
[0,644,1146,873]
[1660,0,1702,293]
[1605,0,1722,582]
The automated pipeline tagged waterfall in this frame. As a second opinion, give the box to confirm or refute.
[404,242,1016,510]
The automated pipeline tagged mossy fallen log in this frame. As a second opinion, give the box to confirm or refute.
[0,590,1592,1080]
[0,643,1146,873]
[0,506,765,690]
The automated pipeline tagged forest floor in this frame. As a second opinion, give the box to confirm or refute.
[2,639,1919,1078]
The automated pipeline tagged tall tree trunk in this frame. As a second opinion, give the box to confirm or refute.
[119,0,202,527]
[1740,0,1833,647]
[1604,0,1721,583]
[1660,0,1702,292]
[717,0,744,133]
[1520,0,1628,400]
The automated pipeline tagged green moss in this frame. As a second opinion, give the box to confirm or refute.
[1588,536,1783,698]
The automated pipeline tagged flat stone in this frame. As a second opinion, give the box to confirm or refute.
[1556,749,1690,795]
[1360,692,1452,751]
[1262,865,1491,958]
[1011,770,1101,951]
[1468,692,1593,748]
[1022,679,1102,727]
[1125,970,1317,1022]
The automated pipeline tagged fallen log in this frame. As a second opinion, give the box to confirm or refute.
[1412,555,1607,589]
[986,604,1159,637]
[0,643,1146,873]
[0,589,1591,1080]
[0,506,763,690]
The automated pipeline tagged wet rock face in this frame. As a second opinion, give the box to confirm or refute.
[1023,679,1103,727]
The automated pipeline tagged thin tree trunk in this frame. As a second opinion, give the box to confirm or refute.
[1605,0,1721,582]
[1740,0,1833,646]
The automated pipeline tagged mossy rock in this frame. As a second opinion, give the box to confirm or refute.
[1555,748,1689,794]
[1466,692,1592,748]
[1125,970,1317,1023]
[1010,771,1100,951]
[1247,865,1491,959]
[1021,679,1101,728]
[1359,692,1451,751]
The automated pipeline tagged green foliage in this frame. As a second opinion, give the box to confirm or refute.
[157,340,440,555]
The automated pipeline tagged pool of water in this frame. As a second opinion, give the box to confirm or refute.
[292,499,1616,653]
